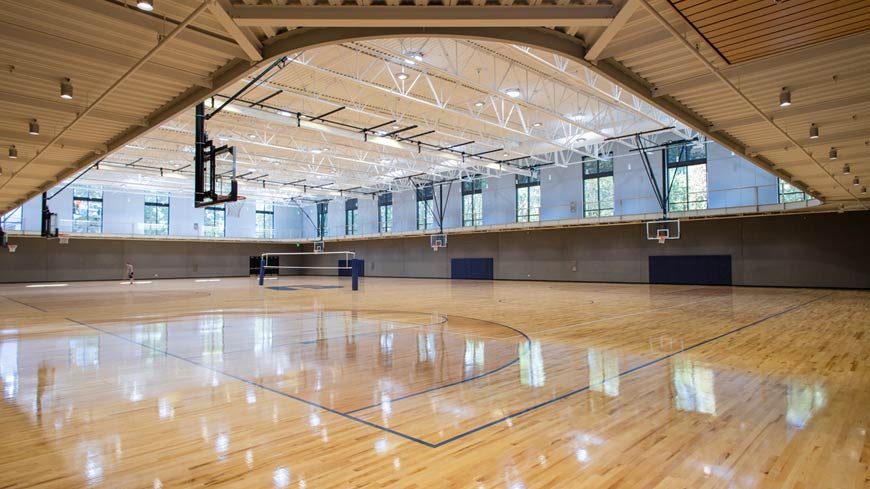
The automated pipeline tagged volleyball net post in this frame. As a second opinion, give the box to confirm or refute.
[258,251,358,291]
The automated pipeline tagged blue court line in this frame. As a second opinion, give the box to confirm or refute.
[65,317,438,448]
[345,318,532,415]
[425,292,831,448]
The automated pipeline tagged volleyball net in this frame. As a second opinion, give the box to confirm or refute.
[257,251,359,291]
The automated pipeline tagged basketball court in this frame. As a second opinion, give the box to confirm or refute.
[1,1,869,488]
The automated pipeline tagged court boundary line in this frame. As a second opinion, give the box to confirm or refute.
[63,292,828,449]
[0,295,49,312]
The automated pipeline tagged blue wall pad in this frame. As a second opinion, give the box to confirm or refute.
[451,258,494,280]
[649,255,732,286]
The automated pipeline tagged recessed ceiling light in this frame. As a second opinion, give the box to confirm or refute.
[504,88,521,98]
[532,122,542,127]
[396,72,409,81]
[473,101,485,108]
[502,152,510,157]
[137,0,154,11]
[60,78,73,99]
[278,110,292,117]
[248,134,256,139]
[392,125,400,130]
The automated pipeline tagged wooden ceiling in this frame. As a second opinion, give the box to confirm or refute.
[666,0,870,64]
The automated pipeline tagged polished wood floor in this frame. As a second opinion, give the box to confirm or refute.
[0,276,867,488]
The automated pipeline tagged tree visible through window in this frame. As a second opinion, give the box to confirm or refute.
[667,141,707,212]
[72,187,103,233]
[462,177,483,226]
[583,155,614,217]
[516,174,540,223]
[256,202,274,238]
[203,206,225,237]
[416,186,435,230]
[144,193,169,235]
[378,193,392,233]
[778,179,809,203]
[345,198,358,235]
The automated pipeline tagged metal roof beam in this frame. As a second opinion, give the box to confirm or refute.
[209,0,264,61]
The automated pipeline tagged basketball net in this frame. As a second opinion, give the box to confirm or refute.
[7,244,17,253]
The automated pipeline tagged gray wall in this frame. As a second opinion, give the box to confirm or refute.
[300,211,870,289]
[0,238,299,283]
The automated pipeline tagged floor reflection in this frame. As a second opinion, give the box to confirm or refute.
[672,357,717,415]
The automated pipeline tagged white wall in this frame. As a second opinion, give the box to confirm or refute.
[4,140,793,242]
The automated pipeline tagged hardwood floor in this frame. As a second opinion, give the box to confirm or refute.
[0,276,867,488]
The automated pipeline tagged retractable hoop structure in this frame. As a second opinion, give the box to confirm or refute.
[258,251,359,291]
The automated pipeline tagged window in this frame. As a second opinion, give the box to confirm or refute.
[583,155,614,217]
[667,140,707,212]
[345,199,358,235]
[72,188,103,233]
[378,193,393,233]
[144,193,169,235]
[256,202,274,238]
[516,173,540,223]
[778,179,809,203]
[416,186,435,230]
[203,206,225,237]
[462,178,483,226]
[316,201,328,237]
[1,207,23,231]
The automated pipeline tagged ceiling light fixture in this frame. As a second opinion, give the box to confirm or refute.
[277,110,293,117]
[843,163,851,175]
[569,113,585,122]
[829,147,837,160]
[779,87,791,107]
[60,78,73,99]
[532,122,542,127]
[29,119,39,135]
[862,186,867,195]
[396,72,409,81]
[8,146,18,159]
[473,101,485,108]
[391,125,400,130]
[809,123,819,139]
[504,88,521,98]
[853,176,861,187]
[137,0,154,11]
[248,133,256,139]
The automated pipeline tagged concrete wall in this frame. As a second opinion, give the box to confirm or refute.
[0,237,299,283]
[300,211,870,289]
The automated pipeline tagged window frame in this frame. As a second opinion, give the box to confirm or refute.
[203,205,226,237]
[666,141,708,212]
[144,193,170,236]
[345,198,358,235]
[461,177,483,226]
[316,201,328,238]
[1,207,23,231]
[378,193,393,233]
[416,186,435,230]
[778,179,809,203]
[256,202,274,239]
[72,187,103,234]
[516,173,541,223]
[582,156,614,218]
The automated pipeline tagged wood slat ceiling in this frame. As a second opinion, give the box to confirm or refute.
[666,0,870,64]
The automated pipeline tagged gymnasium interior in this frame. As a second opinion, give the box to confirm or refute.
[0,0,868,487]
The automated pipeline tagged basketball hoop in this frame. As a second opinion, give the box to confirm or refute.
[226,196,246,219]
[7,244,17,253]
[656,232,668,244]
[430,234,447,252]
[58,234,70,245]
